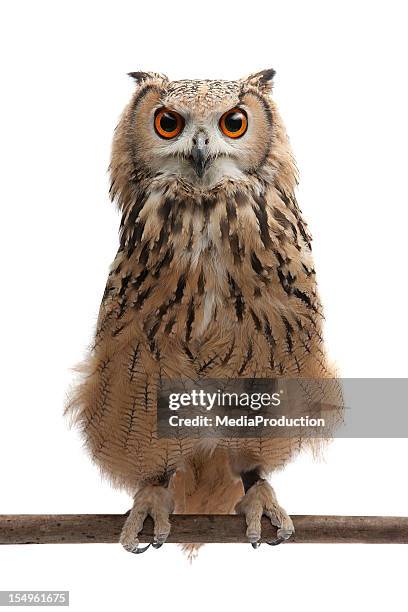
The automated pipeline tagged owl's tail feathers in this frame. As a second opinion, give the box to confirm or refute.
[171,447,243,560]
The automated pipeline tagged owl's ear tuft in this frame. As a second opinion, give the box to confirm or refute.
[127,71,154,83]
[243,68,276,94]
[127,71,169,85]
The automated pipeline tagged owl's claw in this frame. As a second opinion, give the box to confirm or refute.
[236,479,294,549]
[152,532,168,549]
[121,539,152,554]
[132,542,152,554]
[120,484,174,555]
[251,534,290,548]
[266,536,286,546]
[266,527,294,546]
[125,540,164,553]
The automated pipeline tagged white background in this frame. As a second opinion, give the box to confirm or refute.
[0,1,407,610]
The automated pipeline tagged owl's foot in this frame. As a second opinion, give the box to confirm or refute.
[235,479,294,547]
[120,484,174,554]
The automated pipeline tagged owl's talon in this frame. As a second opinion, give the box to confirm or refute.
[266,536,285,546]
[132,542,152,554]
[121,539,152,554]
[235,479,294,548]
[266,526,294,545]
[152,531,170,549]
[151,531,169,548]
[251,542,261,549]
[120,483,174,555]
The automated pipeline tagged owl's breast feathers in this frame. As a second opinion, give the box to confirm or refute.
[95,179,326,379]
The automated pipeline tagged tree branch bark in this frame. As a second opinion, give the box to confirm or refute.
[1,514,408,544]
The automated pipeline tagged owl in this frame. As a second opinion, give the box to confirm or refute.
[66,69,341,554]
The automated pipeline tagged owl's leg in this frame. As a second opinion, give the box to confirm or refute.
[120,474,175,554]
[235,470,294,548]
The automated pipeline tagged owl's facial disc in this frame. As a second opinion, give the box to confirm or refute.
[150,105,254,184]
[128,84,274,189]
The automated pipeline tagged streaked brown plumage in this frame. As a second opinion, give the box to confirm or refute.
[66,69,341,554]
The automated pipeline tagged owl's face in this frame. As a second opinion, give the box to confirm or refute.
[119,70,277,190]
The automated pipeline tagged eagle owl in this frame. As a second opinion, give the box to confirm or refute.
[67,69,340,554]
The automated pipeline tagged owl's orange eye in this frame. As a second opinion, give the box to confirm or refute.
[154,108,184,139]
[219,108,248,138]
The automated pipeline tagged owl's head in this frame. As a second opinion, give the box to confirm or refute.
[111,70,295,209]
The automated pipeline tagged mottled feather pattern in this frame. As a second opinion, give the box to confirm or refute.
[66,72,342,495]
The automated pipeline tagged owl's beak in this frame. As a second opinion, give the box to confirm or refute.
[190,133,210,178]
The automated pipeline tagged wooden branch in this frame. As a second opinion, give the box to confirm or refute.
[1,514,408,544]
